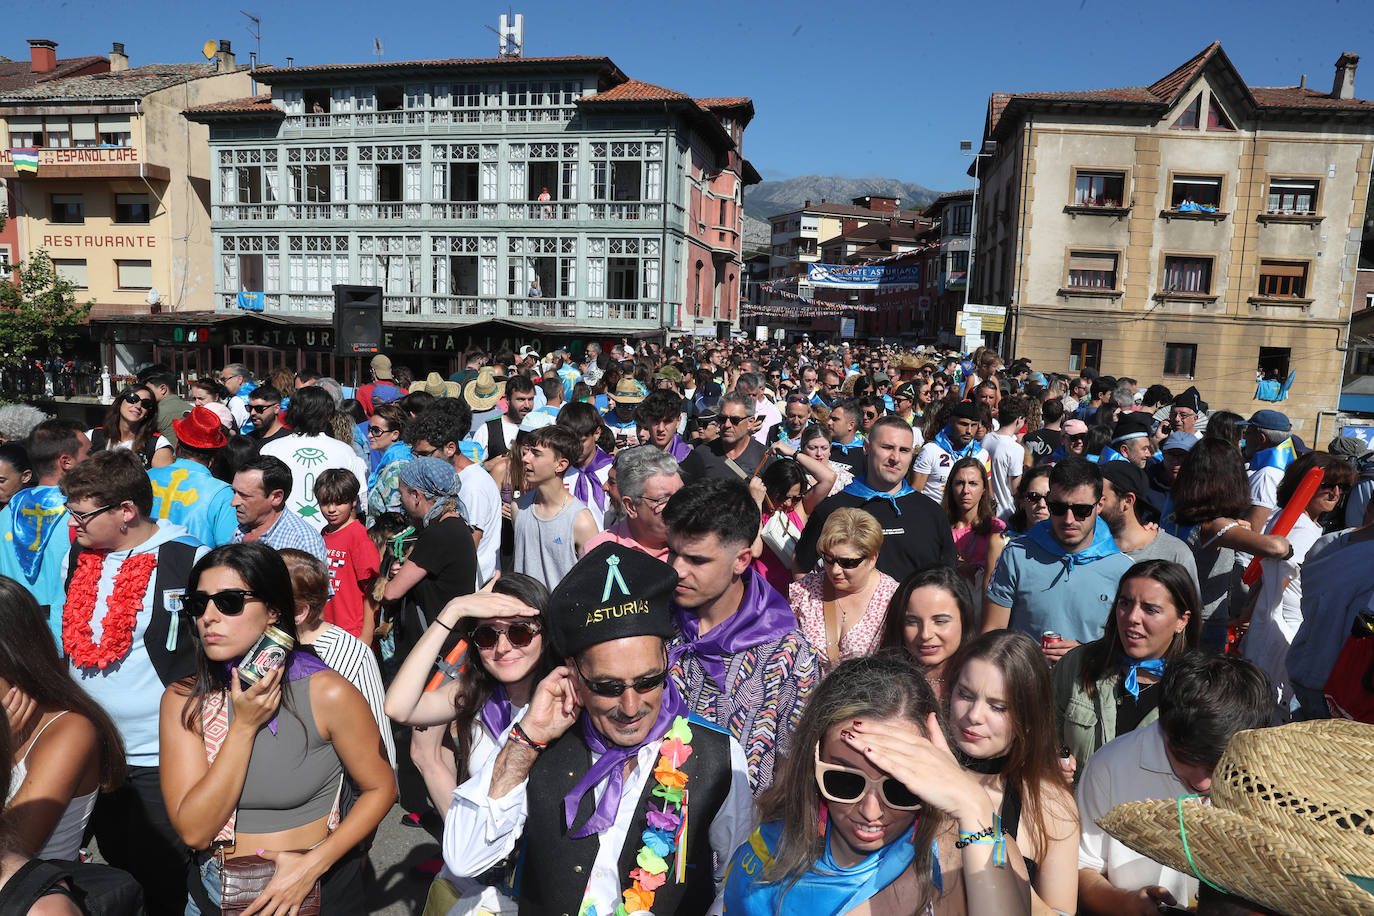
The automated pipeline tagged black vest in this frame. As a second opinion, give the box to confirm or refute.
[486,417,511,459]
[518,720,732,916]
[63,537,201,686]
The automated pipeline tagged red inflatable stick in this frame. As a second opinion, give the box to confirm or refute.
[1242,465,1324,585]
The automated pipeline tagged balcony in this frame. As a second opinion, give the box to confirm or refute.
[217,292,664,328]
[211,200,667,225]
[279,108,576,139]
[0,145,170,181]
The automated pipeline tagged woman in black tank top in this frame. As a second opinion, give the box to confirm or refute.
[946,631,1081,915]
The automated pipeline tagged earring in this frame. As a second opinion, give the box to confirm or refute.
[121,523,128,533]
[817,800,828,837]
[911,815,921,842]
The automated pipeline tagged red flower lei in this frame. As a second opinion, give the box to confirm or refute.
[63,550,158,670]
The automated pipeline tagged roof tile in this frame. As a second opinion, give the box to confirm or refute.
[183,94,279,115]
[1,62,233,101]
[0,54,107,92]
[579,78,693,103]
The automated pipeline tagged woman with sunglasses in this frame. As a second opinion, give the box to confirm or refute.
[723,655,1030,916]
[366,403,413,523]
[160,542,395,916]
[88,384,173,469]
[947,632,1080,914]
[791,508,898,673]
[759,442,836,591]
[943,457,1006,594]
[384,572,552,916]
[1052,559,1200,773]
[1239,450,1355,719]
[1005,467,1052,538]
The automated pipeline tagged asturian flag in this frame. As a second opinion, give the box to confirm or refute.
[10,149,38,174]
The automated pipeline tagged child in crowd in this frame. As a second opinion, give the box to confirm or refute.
[509,425,596,591]
[315,467,382,644]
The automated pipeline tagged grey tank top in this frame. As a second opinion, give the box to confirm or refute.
[512,491,585,591]
[231,673,343,834]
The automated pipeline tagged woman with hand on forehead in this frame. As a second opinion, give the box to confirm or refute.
[723,655,1030,916]
[383,572,554,916]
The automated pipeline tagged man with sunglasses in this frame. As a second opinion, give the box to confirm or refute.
[137,368,194,448]
[214,362,255,430]
[679,391,772,485]
[982,456,1134,664]
[664,479,817,793]
[245,385,289,443]
[447,543,751,916]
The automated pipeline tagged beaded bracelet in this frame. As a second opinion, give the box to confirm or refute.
[507,722,547,752]
[955,813,1008,866]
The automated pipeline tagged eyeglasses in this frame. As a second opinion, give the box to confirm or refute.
[65,503,113,524]
[1023,491,1049,504]
[470,621,543,649]
[247,402,274,413]
[814,745,922,810]
[411,445,438,458]
[637,492,674,511]
[122,393,155,410]
[219,372,242,383]
[820,552,867,570]
[367,425,392,437]
[1047,500,1096,520]
[184,589,261,619]
[721,414,750,426]
[572,655,671,698]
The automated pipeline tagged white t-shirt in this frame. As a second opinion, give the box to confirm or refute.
[1249,465,1283,511]
[1077,722,1198,908]
[457,461,502,584]
[912,441,990,503]
[87,429,172,459]
[982,431,1025,520]
[473,416,520,458]
[261,434,370,532]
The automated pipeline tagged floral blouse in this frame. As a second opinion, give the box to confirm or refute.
[789,569,899,672]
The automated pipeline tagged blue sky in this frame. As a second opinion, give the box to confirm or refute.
[13,0,1374,191]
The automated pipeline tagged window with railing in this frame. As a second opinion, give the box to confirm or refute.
[1257,260,1308,298]
[1162,256,1213,294]
[1266,179,1318,214]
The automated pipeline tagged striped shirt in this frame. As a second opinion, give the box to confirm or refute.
[308,625,397,769]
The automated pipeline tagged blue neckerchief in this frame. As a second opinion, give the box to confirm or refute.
[1122,657,1167,698]
[6,486,67,583]
[1098,447,1128,464]
[723,820,917,916]
[368,441,412,489]
[934,428,980,461]
[832,433,865,451]
[1249,438,1297,472]
[1027,517,1121,566]
[842,473,916,516]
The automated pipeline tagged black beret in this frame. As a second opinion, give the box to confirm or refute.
[1171,386,1207,414]
[1111,411,1154,443]
[952,400,980,421]
[546,543,678,658]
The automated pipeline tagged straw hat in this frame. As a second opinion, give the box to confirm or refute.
[610,378,648,405]
[410,371,461,398]
[1098,720,1374,916]
[463,367,506,411]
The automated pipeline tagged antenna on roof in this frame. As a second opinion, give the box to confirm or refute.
[486,11,524,58]
[240,11,261,65]
[372,37,383,61]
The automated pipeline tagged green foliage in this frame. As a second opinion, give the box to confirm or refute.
[0,248,93,359]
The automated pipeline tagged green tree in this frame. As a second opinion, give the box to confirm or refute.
[0,247,93,359]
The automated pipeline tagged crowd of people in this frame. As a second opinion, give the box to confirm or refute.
[0,340,1370,916]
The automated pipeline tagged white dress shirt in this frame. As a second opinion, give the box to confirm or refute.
[445,728,752,916]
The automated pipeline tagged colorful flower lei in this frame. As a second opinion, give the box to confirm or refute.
[62,550,158,670]
[615,716,694,916]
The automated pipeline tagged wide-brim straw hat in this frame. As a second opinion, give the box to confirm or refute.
[611,378,648,405]
[410,372,462,398]
[1098,720,1374,916]
[463,367,506,411]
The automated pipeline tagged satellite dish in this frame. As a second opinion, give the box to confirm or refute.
[202,40,217,61]
[146,287,161,306]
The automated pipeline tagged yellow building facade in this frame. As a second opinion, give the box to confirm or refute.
[974,43,1374,437]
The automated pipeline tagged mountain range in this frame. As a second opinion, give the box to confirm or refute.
[740,175,947,253]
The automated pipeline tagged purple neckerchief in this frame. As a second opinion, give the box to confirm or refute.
[572,447,613,511]
[479,684,513,740]
[669,568,797,689]
[225,649,329,735]
[563,679,686,838]
[667,434,692,462]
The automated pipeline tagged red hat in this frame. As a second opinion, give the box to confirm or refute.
[173,406,227,450]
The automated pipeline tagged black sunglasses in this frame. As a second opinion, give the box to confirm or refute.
[470,621,542,649]
[248,402,275,413]
[367,425,391,437]
[821,552,867,570]
[573,655,670,698]
[184,589,261,618]
[1023,491,1049,503]
[122,392,155,410]
[1047,500,1096,520]
[721,415,750,426]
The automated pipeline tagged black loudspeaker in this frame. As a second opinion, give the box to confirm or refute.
[715,320,731,341]
[333,285,383,358]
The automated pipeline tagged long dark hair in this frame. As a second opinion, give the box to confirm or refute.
[0,576,125,789]
[1008,466,1051,533]
[452,573,555,782]
[102,385,159,459]
[753,655,945,909]
[179,543,308,732]
[1077,559,1202,698]
[945,631,1075,854]
[1172,438,1252,525]
[942,456,996,534]
[880,565,975,659]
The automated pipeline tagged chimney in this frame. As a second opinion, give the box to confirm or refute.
[28,39,57,75]
[215,39,236,73]
[804,199,810,208]
[109,42,128,72]
[1333,52,1359,100]
[1299,74,1306,89]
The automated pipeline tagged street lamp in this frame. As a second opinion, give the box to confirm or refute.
[960,139,996,350]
